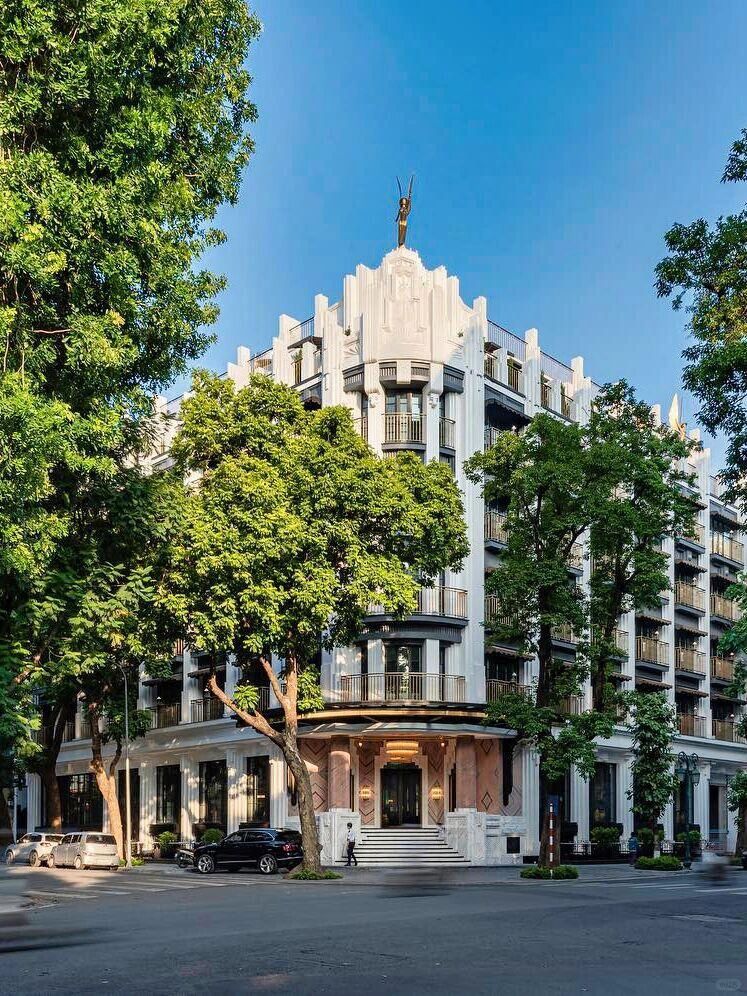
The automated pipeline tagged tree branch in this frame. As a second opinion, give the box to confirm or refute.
[207,674,282,746]
[259,654,288,710]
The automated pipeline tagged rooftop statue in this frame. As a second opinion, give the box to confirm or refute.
[396,175,414,247]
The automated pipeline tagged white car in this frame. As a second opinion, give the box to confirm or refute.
[49,832,119,871]
[4,832,64,868]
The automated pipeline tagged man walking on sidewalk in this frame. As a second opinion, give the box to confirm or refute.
[346,823,358,867]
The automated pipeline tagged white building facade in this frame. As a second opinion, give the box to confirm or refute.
[28,246,747,864]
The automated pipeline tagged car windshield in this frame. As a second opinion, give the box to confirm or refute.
[275,831,301,842]
[85,834,116,845]
[45,835,63,842]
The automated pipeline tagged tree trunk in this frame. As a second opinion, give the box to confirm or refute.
[0,789,11,834]
[283,735,322,874]
[40,762,62,830]
[89,710,124,860]
[736,802,747,857]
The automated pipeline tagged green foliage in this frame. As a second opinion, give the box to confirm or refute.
[157,832,178,847]
[728,771,747,831]
[635,855,683,871]
[590,826,621,845]
[520,864,579,880]
[675,830,701,844]
[626,692,678,830]
[201,829,224,845]
[637,827,664,844]
[287,869,343,881]
[656,127,747,502]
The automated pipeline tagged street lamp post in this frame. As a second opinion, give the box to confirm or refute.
[117,663,132,871]
[675,751,700,869]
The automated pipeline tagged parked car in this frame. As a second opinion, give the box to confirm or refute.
[178,829,303,875]
[742,850,747,870]
[48,832,119,871]
[4,832,64,867]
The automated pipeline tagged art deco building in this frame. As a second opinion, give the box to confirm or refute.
[25,245,746,864]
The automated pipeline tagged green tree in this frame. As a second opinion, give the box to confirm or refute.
[655,127,747,501]
[585,382,696,711]
[162,373,468,872]
[625,691,678,837]
[727,770,747,856]
[0,0,260,830]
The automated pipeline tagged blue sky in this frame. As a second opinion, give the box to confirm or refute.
[191,0,746,462]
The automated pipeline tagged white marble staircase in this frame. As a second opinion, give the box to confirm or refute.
[339,826,469,867]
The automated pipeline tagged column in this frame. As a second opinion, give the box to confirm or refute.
[694,762,711,838]
[269,749,286,829]
[328,738,351,810]
[570,765,590,841]
[425,387,441,463]
[617,758,634,838]
[139,764,156,848]
[522,747,541,855]
[180,757,199,841]
[226,748,244,833]
[663,801,674,841]
[26,773,41,832]
[455,736,477,809]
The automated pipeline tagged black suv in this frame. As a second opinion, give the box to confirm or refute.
[179,829,303,875]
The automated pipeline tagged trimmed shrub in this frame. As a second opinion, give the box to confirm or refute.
[637,827,664,845]
[157,831,178,847]
[635,855,683,871]
[520,864,579,880]
[201,828,224,845]
[675,830,701,843]
[288,869,343,881]
[590,826,621,845]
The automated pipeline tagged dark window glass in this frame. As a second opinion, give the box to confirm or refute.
[246,756,270,826]
[199,760,227,827]
[589,763,616,827]
[85,834,116,845]
[58,773,103,830]
[156,765,181,826]
[117,768,140,840]
[384,643,422,674]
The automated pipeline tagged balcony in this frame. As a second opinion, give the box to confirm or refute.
[677,713,706,738]
[711,593,740,623]
[484,596,519,631]
[486,679,533,703]
[635,636,669,665]
[674,582,705,611]
[338,672,466,705]
[711,656,735,682]
[568,543,584,569]
[355,416,368,441]
[540,379,552,411]
[368,585,468,620]
[711,534,744,564]
[148,702,182,729]
[558,694,585,716]
[484,510,509,545]
[439,417,455,449]
[190,698,224,723]
[484,426,501,450]
[383,413,423,445]
[552,623,579,645]
[592,627,629,656]
[674,647,706,675]
[680,523,705,546]
[561,393,576,421]
[712,718,747,744]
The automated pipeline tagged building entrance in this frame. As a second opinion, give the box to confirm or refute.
[381,765,421,827]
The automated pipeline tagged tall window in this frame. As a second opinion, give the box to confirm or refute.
[384,643,422,674]
[117,769,140,840]
[385,389,421,415]
[246,756,270,826]
[589,762,616,828]
[156,765,181,826]
[58,773,103,830]
[199,759,227,828]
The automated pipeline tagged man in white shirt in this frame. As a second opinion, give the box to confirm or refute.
[345,822,358,867]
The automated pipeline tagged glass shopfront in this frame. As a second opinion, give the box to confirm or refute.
[589,762,617,828]
[246,756,270,826]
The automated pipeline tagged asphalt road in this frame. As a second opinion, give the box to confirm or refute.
[2,864,747,994]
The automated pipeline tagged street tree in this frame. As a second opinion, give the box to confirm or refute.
[656,126,747,503]
[727,770,747,856]
[625,691,679,838]
[162,373,468,873]
[0,0,260,826]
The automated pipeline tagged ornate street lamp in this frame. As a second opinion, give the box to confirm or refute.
[675,751,700,868]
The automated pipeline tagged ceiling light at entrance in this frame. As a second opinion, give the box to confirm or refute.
[385,740,419,762]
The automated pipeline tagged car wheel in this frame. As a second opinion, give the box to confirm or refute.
[28,851,39,868]
[74,856,83,870]
[196,854,215,875]
[5,851,14,865]
[258,854,278,875]
[47,852,55,868]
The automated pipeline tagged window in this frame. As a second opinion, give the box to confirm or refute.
[85,834,116,846]
[199,759,227,828]
[439,453,456,473]
[224,831,245,844]
[245,831,272,842]
[156,765,181,826]
[385,389,421,415]
[589,763,616,828]
[59,773,103,830]
[384,643,422,675]
[246,756,270,826]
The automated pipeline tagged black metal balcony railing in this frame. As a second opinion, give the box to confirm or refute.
[484,426,501,450]
[439,417,455,449]
[383,413,423,444]
[485,679,533,703]
[148,702,182,729]
[190,698,225,723]
[338,672,466,704]
[677,713,706,738]
[680,523,705,546]
[368,585,468,619]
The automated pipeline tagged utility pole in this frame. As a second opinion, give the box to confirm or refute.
[117,664,132,870]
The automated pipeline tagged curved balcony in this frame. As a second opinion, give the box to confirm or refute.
[338,672,466,704]
[439,417,455,449]
[368,585,468,621]
[383,413,423,445]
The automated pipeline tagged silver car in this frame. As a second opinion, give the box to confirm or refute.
[49,832,119,871]
[4,832,64,868]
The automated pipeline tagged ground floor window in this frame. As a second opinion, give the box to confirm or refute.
[246,756,270,826]
[58,773,103,830]
[156,764,181,827]
[117,769,140,840]
[199,760,227,829]
[589,763,616,828]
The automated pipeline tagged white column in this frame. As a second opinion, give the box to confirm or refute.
[139,764,156,848]
[181,648,197,725]
[226,749,245,833]
[225,653,238,701]
[180,757,199,841]
[694,762,711,837]
[425,388,440,462]
[663,801,674,841]
[522,747,540,855]
[570,766,590,841]
[26,773,41,832]
[269,749,286,828]
[617,758,634,838]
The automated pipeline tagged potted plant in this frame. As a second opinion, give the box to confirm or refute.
[155,831,179,861]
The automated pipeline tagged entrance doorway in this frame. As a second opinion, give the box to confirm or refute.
[381,765,421,827]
